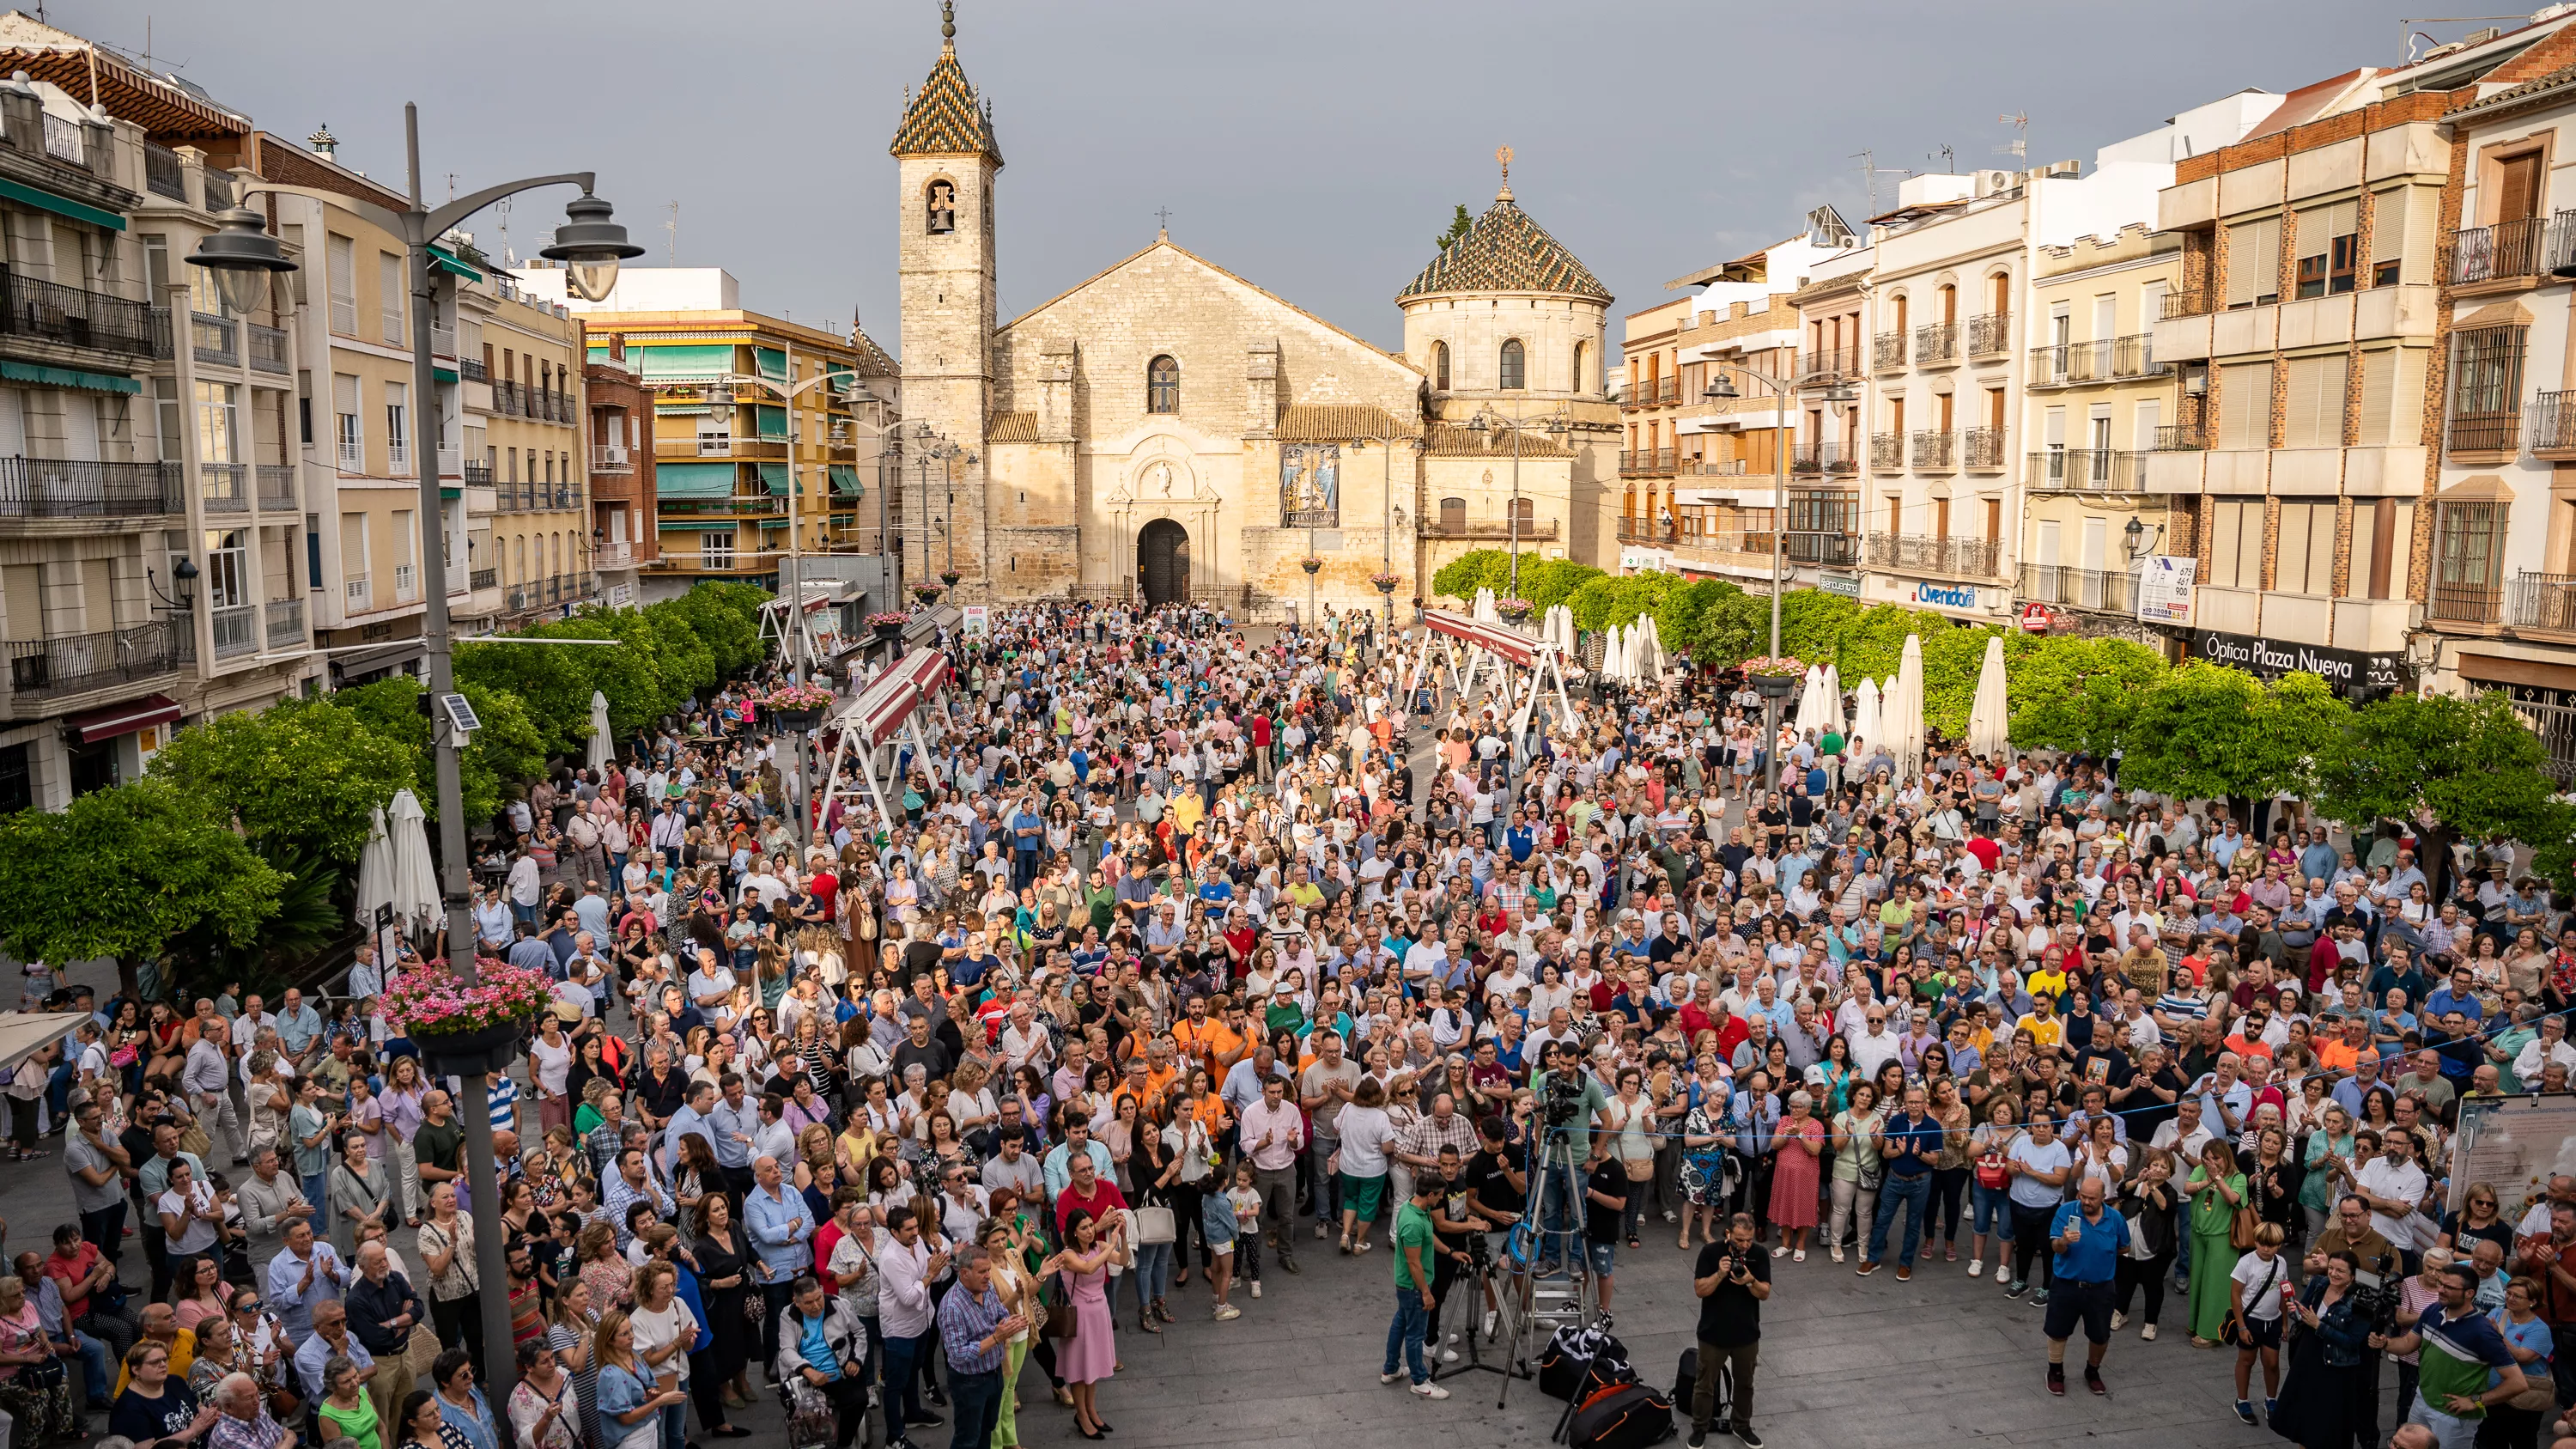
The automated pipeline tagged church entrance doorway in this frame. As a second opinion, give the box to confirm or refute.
[1138,519,1190,604]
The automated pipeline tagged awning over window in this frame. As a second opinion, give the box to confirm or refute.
[829,465,861,497]
[0,361,139,394]
[756,463,789,495]
[0,175,122,231]
[68,692,179,744]
[635,344,735,381]
[654,461,736,500]
[427,245,483,282]
[755,405,787,441]
[432,366,459,384]
[754,347,787,382]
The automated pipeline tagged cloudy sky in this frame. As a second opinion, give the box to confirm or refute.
[69,0,2476,352]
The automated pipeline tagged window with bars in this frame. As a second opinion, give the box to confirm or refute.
[1499,338,1526,391]
[2433,499,2507,622]
[2451,324,2527,452]
[1146,355,1178,414]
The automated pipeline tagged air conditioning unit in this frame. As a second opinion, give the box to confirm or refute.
[1973,170,2017,198]
[2042,159,2082,178]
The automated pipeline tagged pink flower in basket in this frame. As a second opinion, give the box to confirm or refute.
[1740,655,1807,679]
[866,611,912,627]
[382,960,554,1037]
[762,682,836,712]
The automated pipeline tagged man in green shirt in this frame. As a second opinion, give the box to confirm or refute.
[1380,1175,1449,1398]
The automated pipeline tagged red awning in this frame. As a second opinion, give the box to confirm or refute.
[68,692,180,745]
[1424,610,1539,668]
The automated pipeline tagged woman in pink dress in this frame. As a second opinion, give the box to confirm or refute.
[1767,1089,1826,1260]
[1047,1209,1125,1440]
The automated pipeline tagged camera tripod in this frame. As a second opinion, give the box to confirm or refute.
[1430,1235,1518,1387]
[1492,1130,1600,1418]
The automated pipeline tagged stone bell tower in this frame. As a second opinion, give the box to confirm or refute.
[890,0,999,591]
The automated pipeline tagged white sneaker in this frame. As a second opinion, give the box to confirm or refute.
[1411,1382,1450,1400]
[2140,1324,2157,1342]
[2110,1312,2127,1331]
[1444,1332,1461,1345]
[1439,1348,1460,1362]
[1966,1259,1983,1277]
[1380,1373,1403,1385]
[1250,1282,1262,1299]
[1213,1304,1242,1321]
[1482,1309,1498,1337]
[1318,1222,1332,1239]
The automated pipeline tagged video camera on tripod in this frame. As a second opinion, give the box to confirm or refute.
[1540,1063,1589,1131]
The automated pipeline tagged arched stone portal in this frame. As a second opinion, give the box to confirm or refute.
[1138,518,1190,604]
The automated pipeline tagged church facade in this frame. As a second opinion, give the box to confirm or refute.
[889,10,1619,617]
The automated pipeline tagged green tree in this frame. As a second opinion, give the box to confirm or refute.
[2315,690,2573,894]
[1431,550,1510,602]
[0,780,282,997]
[338,676,546,827]
[2003,634,2168,757]
[2117,662,2348,805]
[1917,624,2004,738]
[145,696,416,863]
[1774,589,1862,665]
[1435,203,1473,253]
[454,630,595,753]
[1518,557,1603,613]
[658,582,769,678]
[1651,579,1741,667]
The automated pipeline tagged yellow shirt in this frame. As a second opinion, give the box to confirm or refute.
[1171,790,1206,837]
[2016,1012,2065,1050]
[2026,968,2069,1003]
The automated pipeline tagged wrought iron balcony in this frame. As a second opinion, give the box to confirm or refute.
[2026,448,2142,491]
[1911,430,1956,471]
[2160,290,2210,320]
[143,142,184,202]
[1617,517,1678,544]
[1967,311,2013,357]
[1868,533,2002,578]
[3,270,165,358]
[1873,331,1906,371]
[1963,428,2008,470]
[0,457,181,520]
[1869,432,1905,472]
[191,312,236,368]
[2028,340,2110,387]
[3,619,189,701]
[200,462,246,513]
[1913,320,1959,364]
[210,603,256,658]
[2446,211,2576,287]
[248,322,289,374]
[2110,334,2164,379]
[255,464,296,511]
[2510,571,2576,632]
[2529,391,2576,454]
[2020,563,2141,615]
[2153,423,2207,452]
[264,597,304,647]
[468,567,498,592]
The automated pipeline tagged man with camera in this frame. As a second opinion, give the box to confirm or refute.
[1686,1211,1770,1449]
[2042,1176,2127,1397]
[1528,1039,1610,1275]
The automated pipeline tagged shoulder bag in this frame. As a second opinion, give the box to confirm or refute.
[1043,1270,1076,1342]
[2221,1254,2280,1349]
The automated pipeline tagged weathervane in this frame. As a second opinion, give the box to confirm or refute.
[1156,206,1171,241]
[1496,143,1513,201]
[941,0,956,52]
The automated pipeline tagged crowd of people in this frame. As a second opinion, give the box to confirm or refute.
[7,594,2576,1449]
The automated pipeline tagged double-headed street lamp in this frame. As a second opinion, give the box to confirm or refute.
[1344,427,1417,635]
[699,356,862,677]
[900,422,966,587]
[1702,361,1856,786]
[1467,402,1570,599]
[189,102,640,1397]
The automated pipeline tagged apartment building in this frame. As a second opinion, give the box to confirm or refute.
[1616,290,1689,569]
[2149,20,2576,699]
[1637,226,1863,588]
[2423,41,2576,777]
[523,267,896,602]
[0,20,313,811]
[580,331,654,607]
[461,265,589,627]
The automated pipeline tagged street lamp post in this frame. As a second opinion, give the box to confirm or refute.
[900,423,961,595]
[191,103,640,1397]
[700,353,860,681]
[1347,429,1417,636]
[1703,362,1856,788]
[1468,403,1570,600]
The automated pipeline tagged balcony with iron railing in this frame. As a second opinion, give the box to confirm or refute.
[2110,333,2164,379]
[1913,320,1959,365]
[1967,312,2012,357]
[3,619,190,703]
[247,322,288,374]
[2446,211,2576,289]
[1418,514,1559,542]
[2026,447,2142,491]
[255,464,295,511]
[1622,376,1679,408]
[458,356,488,382]
[2020,563,2141,615]
[199,463,246,513]
[143,142,184,202]
[1873,331,1907,372]
[1869,432,1905,472]
[1800,348,1858,381]
[2511,572,2576,633]
[209,603,256,658]
[1868,533,2003,578]
[1617,447,1676,477]
[1678,457,1752,477]
[468,567,498,592]
[2450,411,2521,455]
[0,457,181,522]
[1963,428,2008,470]
[4,269,165,358]
[2529,391,2576,456]
[2153,423,2208,452]
[2028,339,2110,387]
[264,597,303,647]
[2161,290,2211,320]
[1911,430,1957,472]
[461,460,492,488]
[1617,517,1678,544]
[590,444,630,472]
[493,482,583,514]
[190,311,236,368]
[2431,578,2503,624]
[1674,529,1863,568]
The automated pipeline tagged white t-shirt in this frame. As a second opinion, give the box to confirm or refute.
[2355,1156,2430,1249]
[2006,1137,2073,1209]
[2230,1250,2290,1320]
[629,1299,698,1385]
[529,1036,574,1097]
[159,1184,218,1254]
[1335,1105,1397,1177]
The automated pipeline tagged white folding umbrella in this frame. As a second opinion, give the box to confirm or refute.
[586,690,613,771]
[0,1013,91,1072]
[1640,617,1665,679]
[1604,624,1625,681]
[386,788,442,930]
[1822,662,1844,735]
[1852,678,1882,753]
[1890,635,1928,778]
[1966,634,2010,758]
[1794,665,1825,734]
[354,805,394,928]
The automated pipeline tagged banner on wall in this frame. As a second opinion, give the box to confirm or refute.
[2136,554,2198,625]
[1280,443,1339,528]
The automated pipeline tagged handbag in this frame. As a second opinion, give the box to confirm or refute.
[2228,1204,2258,1252]
[1043,1271,1076,1341]
[1133,1204,1176,1245]
[2221,1255,2281,1349]
[404,1319,443,1374]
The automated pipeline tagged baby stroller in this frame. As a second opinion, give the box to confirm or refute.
[779,1376,846,1449]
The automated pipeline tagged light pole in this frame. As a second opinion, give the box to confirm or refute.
[900,423,961,594]
[699,355,860,680]
[190,103,640,1397]
[1702,362,1856,786]
[1467,402,1571,599]
[1346,428,1417,636]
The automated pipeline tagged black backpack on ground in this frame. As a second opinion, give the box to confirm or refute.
[1538,1323,1632,1401]
[1568,1381,1675,1449]
[1671,1347,1731,1427]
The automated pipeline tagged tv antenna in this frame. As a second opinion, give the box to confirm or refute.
[1850,149,1911,215]
[495,195,513,266]
[1996,113,2029,161]
[1929,143,1956,173]
[664,201,678,264]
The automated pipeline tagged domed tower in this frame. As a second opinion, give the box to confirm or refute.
[892,0,1000,591]
[1398,147,1613,417]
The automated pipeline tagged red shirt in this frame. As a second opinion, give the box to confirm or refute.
[1054,1178,1130,1238]
[46,1245,98,1322]
[1964,837,2002,873]
[808,869,839,921]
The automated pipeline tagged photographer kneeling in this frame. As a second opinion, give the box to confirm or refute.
[1686,1212,1769,1449]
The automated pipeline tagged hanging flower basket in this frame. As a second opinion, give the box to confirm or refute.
[939,569,962,587]
[1496,596,1534,622]
[1299,557,1323,575]
[1369,572,1402,594]
[910,581,945,604]
[761,681,834,734]
[1741,654,1805,697]
[868,611,911,640]
[386,961,551,1074]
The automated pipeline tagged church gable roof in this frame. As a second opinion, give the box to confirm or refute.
[999,239,1423,378]
[1277,405,1415,442]
[1399,192,1609,304]
[890,22,999,164]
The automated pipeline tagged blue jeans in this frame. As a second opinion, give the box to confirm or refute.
[1971,1182,2014,1239]
[1534,1160,1590,1267]
[1868,1173,1930,1267]
[881,1329,928,1437]
[946,1367,1003,1449]
[1128,1241,1172,1314]
[67,1331,107,1408]
[1383,1287,1430,1385]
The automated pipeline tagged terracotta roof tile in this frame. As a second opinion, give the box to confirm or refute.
[1421,421,1573,458]
[890,47,1000,163]
[1276,405,1414,442]
[1399,195,1609,303]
